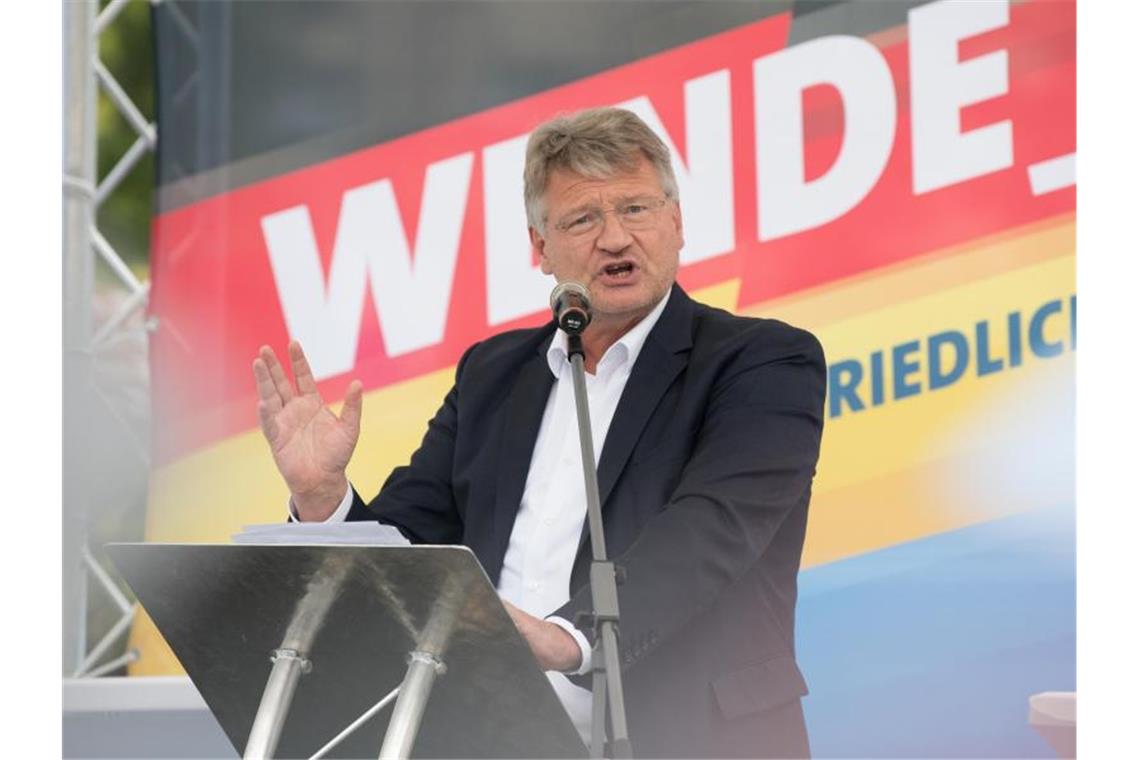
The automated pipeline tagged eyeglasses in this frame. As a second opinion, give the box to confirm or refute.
[552,197,671,237]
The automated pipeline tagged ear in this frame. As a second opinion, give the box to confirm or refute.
[530,227,554,275]
[670,201,685,248]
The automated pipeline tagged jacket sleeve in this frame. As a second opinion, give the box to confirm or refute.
[553,326,826,671]
[345,343,480,544]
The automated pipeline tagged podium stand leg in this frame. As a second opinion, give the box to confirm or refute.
[378,651,446,759]
[244,648,312,759]
[590,659,607,758]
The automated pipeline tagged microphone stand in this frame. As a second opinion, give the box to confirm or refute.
[566,332,633,759]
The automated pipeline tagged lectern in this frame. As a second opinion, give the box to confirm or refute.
[107,543,587,759]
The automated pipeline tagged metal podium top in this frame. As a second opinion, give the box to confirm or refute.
[107,543,587,759]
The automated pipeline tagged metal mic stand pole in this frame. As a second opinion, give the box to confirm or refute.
[566,332,633,759]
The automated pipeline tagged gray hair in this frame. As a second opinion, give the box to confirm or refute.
[523,107,679,232]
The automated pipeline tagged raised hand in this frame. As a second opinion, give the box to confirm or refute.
[252,341,364,521]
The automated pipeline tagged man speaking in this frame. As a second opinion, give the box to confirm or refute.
[252,107,825,758]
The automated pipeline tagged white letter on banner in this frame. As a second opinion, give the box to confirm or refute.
[261,152,473,380]
[484,133,554,326]
[754,36,896,242]
[909,0,1012,194]
[621,68,735,265]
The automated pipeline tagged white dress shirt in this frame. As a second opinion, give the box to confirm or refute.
[295,290,671,741]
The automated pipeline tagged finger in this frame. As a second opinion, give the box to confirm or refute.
[289,341,320,396]
[259,345,296,402]
[339,380,364,433]
[252,358,284,411]
[257,400,280,443]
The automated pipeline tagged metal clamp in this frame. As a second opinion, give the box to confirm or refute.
[407,650,447,676]
[271,648,313,674]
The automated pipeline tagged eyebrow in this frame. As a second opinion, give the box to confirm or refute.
[558,194,656,215]
[558,203,595,217]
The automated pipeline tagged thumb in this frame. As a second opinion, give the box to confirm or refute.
[339,380,364,434]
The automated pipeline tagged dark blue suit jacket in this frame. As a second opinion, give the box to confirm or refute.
[348,284,826,757]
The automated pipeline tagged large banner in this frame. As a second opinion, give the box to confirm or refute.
[141,1,1074,755]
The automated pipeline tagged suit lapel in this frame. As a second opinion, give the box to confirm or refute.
[595,338,688,506]
[491,339,555,574]
[577,286,694,556]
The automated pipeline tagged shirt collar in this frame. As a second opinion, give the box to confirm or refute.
[545,287,672,378]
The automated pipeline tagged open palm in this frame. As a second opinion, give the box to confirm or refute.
[252,341,363,519]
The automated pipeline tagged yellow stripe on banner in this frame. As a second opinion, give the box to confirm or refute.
[131,217,1075,674]
[746,213,1073,331]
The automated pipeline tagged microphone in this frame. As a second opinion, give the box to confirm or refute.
[550,282,592,335]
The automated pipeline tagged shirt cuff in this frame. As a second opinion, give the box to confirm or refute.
[287,482,354,523]
[547,615,592,675]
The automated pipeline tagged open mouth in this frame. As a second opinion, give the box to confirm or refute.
[601,262,635,278]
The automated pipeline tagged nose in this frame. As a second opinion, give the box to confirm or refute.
[594,208,633,252]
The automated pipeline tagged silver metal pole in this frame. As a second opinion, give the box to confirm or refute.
[243,648,312,760]
[83,546,134,614]
[93,59,157,145]
[568,341,633,758]
[73,607,136,677]
[95,0,131,34]
[62,0,98,677]
[591,662,607,758]
[95,132,152,204]
[83,648,139,679]
[309,685,401,760]
[243,555,350,757]
[377,651,447,760]
[91,227,145,292]
[569,353,606,562]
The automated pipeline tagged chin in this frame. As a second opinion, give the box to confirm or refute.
[595,293,655,321]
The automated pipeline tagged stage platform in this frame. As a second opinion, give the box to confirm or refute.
[64,676,234,758]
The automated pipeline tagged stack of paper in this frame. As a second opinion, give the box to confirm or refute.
[231,521,411,546]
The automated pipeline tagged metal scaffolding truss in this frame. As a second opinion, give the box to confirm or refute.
[64,0,160,678]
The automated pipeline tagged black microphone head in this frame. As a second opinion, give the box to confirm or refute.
[550,282,592,335]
